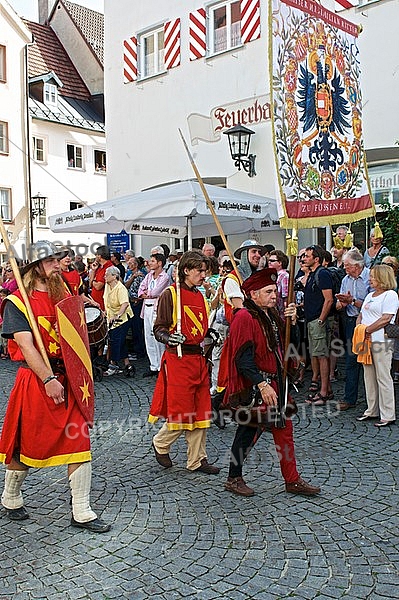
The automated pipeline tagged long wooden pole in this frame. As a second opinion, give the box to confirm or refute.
[0,219,52,370]
[178,128,243,285]
[175,261,183,359]
[283,230,298,384]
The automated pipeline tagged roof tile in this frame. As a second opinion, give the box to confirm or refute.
[25,20,90,101]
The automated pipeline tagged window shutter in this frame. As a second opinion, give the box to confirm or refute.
[241,0,260,44]
[123,36,138,83]
[189,8,206,61]
[164,18,181,69]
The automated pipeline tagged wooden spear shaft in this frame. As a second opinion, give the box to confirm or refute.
[0,218,52,370]
[175,261,183,359]
[178,128,243,285]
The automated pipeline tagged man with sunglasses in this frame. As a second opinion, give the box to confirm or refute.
[1,265,18,294]
[302,245,334,405]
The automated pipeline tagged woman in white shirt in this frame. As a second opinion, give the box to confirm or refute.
[356,265,399,426]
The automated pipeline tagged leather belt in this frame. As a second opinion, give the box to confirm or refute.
[166,345,203,356]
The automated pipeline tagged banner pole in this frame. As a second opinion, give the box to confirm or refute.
[178,128,243,285]
[0,219,52,371]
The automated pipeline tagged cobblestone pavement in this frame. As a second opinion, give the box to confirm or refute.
[0,357,398,600]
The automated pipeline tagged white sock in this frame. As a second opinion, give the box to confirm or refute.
[1,469,28,510]
[69,462,97,523]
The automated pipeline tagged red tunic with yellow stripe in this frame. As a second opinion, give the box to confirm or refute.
[148,283,211,430]
[0,290,91,467]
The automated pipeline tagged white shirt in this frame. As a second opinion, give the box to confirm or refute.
[360,290,399,342]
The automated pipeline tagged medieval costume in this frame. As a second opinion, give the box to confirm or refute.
[0,241,109,532]
[224,268,321,497]
[148,251,220,474]
[0,290,91,467]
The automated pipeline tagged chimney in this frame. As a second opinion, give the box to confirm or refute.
[38,0,50,24]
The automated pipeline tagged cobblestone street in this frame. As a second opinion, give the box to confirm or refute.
[0,357,398,600]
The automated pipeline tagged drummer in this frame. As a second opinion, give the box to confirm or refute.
[60,248,99,308]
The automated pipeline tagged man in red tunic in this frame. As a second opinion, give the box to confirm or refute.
[224,267,321,498]
[0,241,110,532]
[148,251,220,474]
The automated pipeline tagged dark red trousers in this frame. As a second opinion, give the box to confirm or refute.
[228,418,299,483]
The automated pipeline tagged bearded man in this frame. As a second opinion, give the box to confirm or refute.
[0,241,110,532]
[223,268,321,498]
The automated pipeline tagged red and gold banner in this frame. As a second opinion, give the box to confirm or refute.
[269,0,375,228]
[56,296,94,426]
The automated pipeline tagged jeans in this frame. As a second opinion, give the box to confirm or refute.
[129,301,145,356]
[344,316,362,405]
[108,319,130,363]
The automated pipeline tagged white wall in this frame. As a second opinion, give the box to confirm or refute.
[50,4,104,95]
[357,0,399,150]
[104,0,399,256]
[0,1,31,258]
[30,120,107,255]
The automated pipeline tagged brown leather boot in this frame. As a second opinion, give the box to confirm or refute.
[194,458,220,475]
[285,476,321,496]
[225,476,255,497]
[152,442,172,468]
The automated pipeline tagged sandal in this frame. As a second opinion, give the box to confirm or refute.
[306,392,334,406]
[308,381,319,393]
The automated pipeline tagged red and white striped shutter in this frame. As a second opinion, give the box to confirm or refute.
[334,0,358,10]
[164,18,181,69]
[123,36,138,83]
[241,0,260,44]
[189,8,206,61]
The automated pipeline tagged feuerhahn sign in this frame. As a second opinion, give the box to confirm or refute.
[187,95,271,144]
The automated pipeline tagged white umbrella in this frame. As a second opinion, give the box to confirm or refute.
[49,180,280,241]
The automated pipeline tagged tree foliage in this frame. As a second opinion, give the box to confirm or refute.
[379,201,399,258]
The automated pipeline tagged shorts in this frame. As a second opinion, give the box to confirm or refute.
[307,317,333,358]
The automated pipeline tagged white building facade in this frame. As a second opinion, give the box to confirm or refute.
[104,0,399,256]
[0,1,31,261]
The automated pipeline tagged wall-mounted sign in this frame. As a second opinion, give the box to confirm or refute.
[187,95,271,145]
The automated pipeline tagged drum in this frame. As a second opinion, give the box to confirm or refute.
[85,306,108,347]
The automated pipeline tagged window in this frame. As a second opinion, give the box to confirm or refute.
[0,46,6,83]
[32,136,45,162]
[44,83,57,106]
[70,201,84,211]
[67,144,83,169]
[0,121,8,154]
[0,188,11,221]
[94,149,106,173]
[139,26,165,78]
[209,1,241,54]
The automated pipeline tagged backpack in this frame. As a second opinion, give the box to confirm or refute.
[314,266,345,312]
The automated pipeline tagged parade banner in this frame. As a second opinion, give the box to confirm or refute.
[270,0,376,228]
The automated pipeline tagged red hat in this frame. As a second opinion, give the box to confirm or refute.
[241,268,277,295]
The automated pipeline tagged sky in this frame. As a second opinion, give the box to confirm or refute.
[8,0,104,20]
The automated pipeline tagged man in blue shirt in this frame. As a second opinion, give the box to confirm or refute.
[303,245,334,406]
[335,249,372,411]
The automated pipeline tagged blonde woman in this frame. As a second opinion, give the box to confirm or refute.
[356,265,399,427]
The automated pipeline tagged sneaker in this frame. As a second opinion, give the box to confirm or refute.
[225,476,255,497]
[128,353,138,361]
[103,365,120,376]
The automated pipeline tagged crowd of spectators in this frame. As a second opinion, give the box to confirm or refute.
[0,226,397,430]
